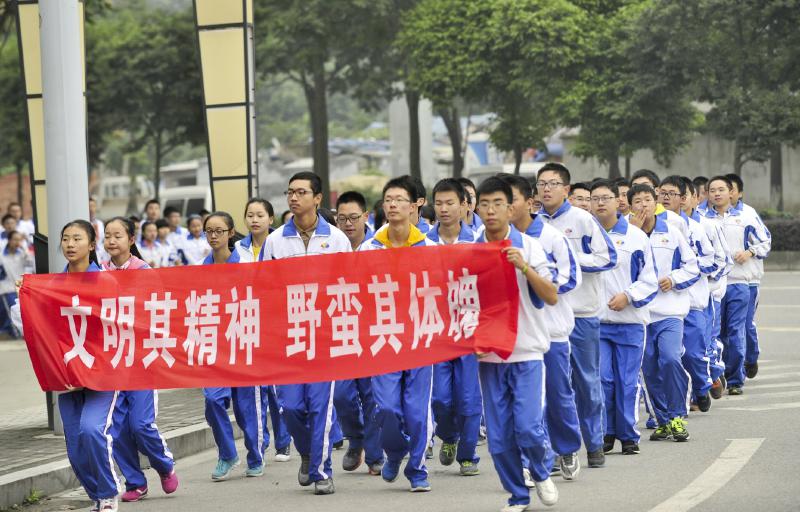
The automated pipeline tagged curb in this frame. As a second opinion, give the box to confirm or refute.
[0,419,240,510]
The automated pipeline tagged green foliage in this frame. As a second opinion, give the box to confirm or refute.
[0,35,28,172]
[765,218,800,251]
[22,488,43,505]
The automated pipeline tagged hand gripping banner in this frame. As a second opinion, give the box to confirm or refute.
[20,241,519,391]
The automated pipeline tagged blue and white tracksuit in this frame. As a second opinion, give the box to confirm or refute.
[264,215,352,482]
[703,204,770,387]
[234,234,292,453]
[539,201,617,453]
[426,222,482,465]
[201,251,271,470]
[177,233,211,265]
[466,212,485,237]
[523,215,582,461]
[477,226,554,507]
[682,212,719,399]
[641,217,699,426]
[599,216,658,443]
[735,201,771,366]
[360,225,436,485]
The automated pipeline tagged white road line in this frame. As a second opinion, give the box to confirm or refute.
[648,438,764,512]
[751,364,800,372]
[714,390,800,401]
[746,381,800,390]
[745,372,800,381]
[758,304,800,308]
[718,402,800,412]
[760,286,800,290]
[0,341,26,352]
[758,327,800,332]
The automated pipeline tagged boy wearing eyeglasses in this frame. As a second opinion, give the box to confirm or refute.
[590,180,658,455]
[535,163,617,469]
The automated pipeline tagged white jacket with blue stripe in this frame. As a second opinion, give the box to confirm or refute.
[702,204,770,285]
[264,215,352,260]
[683,211,717,310]
[647,216,699,321]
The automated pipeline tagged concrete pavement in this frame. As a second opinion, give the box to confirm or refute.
[6,271,800,512]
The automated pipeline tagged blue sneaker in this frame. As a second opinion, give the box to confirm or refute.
[646,416,657,430]
[410,479,431,492]
[211,456,240,481]
[382,459,401,483]
[245,465,264,477]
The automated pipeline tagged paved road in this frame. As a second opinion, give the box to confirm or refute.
[15,271,800,512]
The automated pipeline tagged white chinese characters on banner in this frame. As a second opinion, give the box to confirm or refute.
[143,292,178,368]
[286,284,321,360]
[408,271,444,349]
[183,290,221,366]
[326,277,363,358]
[100,296,136,368]
[367,274,404,356]
[225,286,260,365]
[447,268,481,341]
[62,295,95,368]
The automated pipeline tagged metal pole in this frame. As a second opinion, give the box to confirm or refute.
[39,0,90,435]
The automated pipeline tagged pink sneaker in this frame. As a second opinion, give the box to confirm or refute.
[160,469,179,494]
[121,486,147,502]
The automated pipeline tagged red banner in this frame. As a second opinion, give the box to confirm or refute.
[20,241,519,391]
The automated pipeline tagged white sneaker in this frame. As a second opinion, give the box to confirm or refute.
[559,452,581,481]
[501,504,530,512]
[88,502,100,512]
[522,468,535,489]
[97,498,118,512]
[535,477,559,507]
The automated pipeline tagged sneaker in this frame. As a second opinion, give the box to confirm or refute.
[646,416,658,430]
[689,401,700,412]
[342,446,363,471]
[121,486,147,502]
[439,442,456,466]
[501,504,530,512]
[745,362,758,379]
[621,440,640,455]
[550,456,562,476]
[368,461,384,475]
[275,445,291,462]
[333,440,344,450]
[89,502,100,512]
[670,417,690,442]
[522,468,535,489]
[603,435,616,453]
[649,424,671,441]
[710,379,724,399]
[425,445,434,460]
[477,431,487,446]
[728,385,743,396]
[410,479,431,492]
[534,477,559,506]
[314,478,335,495]
[211,456,240,481]
[587,449,605,468]
[382,459,401,483]
[298,455,312,486]
[160,469,179,494]
[459,460,480,476]
[719,374,727,391]
[245,465,264,477]
[98,498,118,512]
[696,393,712,412]
[560,453,580,480]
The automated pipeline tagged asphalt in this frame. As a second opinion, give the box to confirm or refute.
[6,271,800,512]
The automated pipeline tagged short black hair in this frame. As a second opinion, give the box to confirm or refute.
[725,173,744,192]
[373,199,386,228]
[1,214,15,224]
[537,162,571,185]
[569,182,591,195]
[145,199,160,209]
[317,207,336,225]
[129,215,141,223]
[432,178,467,203]
[383,176,419,202]
[289,171,323,196]
[708,175,733,190]
[163,206,180,217]
[456,177,477,203]
[590,179,619,197]
[245,198,274,218]
[527,176,539,196]
[692,176,708,192]
[155,219,169,229]
[476,176,513,204]
[199,209,211,216]
[627,183,657,205]
[631,169,660,188]
[613,177,630,188]
[419,204,436,223]
[680,176,696,196]
[336,191,367,212]
[408,175,426,203]
[660,175,687,195]
[496,173,532,200]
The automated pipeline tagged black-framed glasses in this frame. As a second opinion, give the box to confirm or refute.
[336,214,363,225]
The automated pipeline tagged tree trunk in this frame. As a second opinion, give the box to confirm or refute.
[733,140,744,176]
[608,153,621,179]
[513,144,523,175]
[406,90,421,181]
[153,133,162,202]
[439,106,463,178]
[625,156,631,180]
[15,163,23,205]
[304,58,331,206]
[770,143,783,211]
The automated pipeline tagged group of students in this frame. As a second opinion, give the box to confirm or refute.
[0,202,35,339]
[8,164,769,512]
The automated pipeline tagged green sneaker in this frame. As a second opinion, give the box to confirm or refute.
[459,460,479,476]
[649,424,672,441]
[439,442,456,466]
[670,417,690,442]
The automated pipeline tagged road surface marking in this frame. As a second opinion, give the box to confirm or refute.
[648,438,764,512]
[715,390,800,401]
[758,304,800,308]
[717,402,800,412]
[744,372,800,381]
[760,286,800,290]
[758,327,800,332]
[746,381,800,390]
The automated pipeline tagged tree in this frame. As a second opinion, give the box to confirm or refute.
[637,0,800,209]
[86,5,205,199]
[255,0,395,205]
[0,35,29,203]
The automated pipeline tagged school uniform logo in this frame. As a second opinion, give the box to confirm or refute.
[615,239,624,246]
[321,242,329,249]
[564,228,573,235]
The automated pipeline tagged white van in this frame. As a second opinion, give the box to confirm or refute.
[160,186,212,218]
